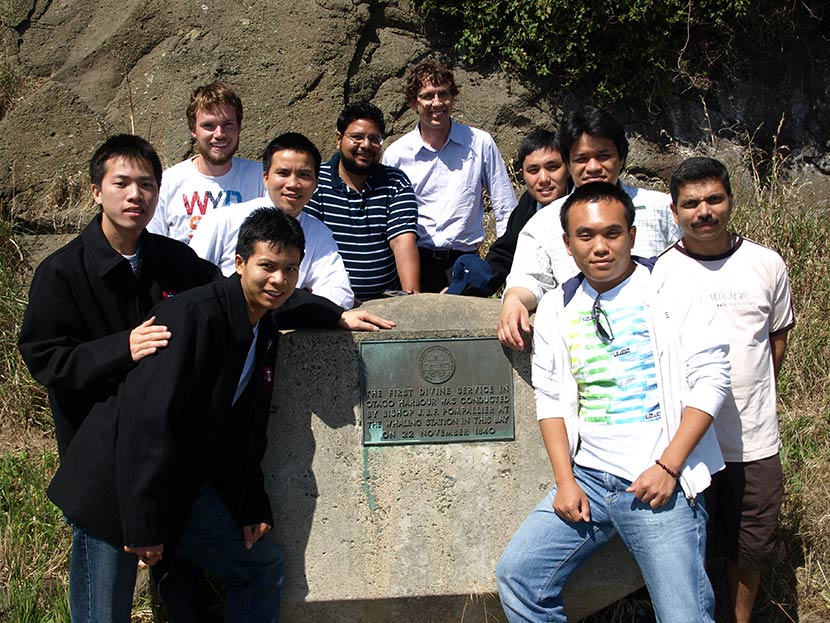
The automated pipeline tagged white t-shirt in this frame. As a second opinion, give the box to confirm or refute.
[148,157,265,243]
[654,236,795,462]
[189,198,355,309]
[562,268,666,482]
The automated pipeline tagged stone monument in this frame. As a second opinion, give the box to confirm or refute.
[263,293,643,621]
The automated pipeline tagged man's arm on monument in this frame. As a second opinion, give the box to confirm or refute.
[274,289,395,331]
[389,232,420,293]
[498,287,537,350]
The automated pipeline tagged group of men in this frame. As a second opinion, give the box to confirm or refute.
[17,55,794,623]
[149,61,517,302]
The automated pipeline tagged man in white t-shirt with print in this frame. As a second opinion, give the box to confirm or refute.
[148,82,265,242]
[655,157,795,623]
[190,132,354,309]
[496,181,729,623]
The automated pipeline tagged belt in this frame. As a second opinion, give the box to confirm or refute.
[418,247,466,261]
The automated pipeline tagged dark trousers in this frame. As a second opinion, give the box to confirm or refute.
[418,247,466,293]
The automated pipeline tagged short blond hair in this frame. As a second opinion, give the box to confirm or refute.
[186,82,243,131]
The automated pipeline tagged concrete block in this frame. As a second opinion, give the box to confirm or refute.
[263,294,643,621]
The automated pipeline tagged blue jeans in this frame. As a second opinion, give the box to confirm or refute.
[70,524,137,623]
[69,485,283,623]
[157,484,283,623]
[496,465,714,623]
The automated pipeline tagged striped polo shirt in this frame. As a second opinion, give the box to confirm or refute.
[304,154,418,299]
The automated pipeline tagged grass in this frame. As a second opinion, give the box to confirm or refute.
[0,450,70,622]
[0,215,50,434]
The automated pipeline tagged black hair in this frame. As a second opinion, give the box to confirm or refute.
[236,207,306,262]
[560,181,636,232]
[559,107,629,167]
[89,134,162,188]
[336,101,386,136]
[261,132,322,178]
[669,157,732,204]
[516,129,562,171]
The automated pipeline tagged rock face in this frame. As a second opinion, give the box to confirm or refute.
[1,0,828,226]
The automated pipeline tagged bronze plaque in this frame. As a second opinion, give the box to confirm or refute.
[360,338,514,446]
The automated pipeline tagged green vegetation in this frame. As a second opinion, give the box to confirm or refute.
[0,217,49,431]
[415,0,822,103]
[0,450,69,622]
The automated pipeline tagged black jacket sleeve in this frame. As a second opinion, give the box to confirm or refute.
[18,260,133,391]
[272,289,344,329]
[484,191,538,295]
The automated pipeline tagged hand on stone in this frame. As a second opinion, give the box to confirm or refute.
[498,295,531,351]
[553,479,591,523]
[129,316,171,362]
[626,464,677,508]
[339,310,396,332]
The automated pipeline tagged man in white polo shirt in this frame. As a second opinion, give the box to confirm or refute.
[190,132,354,309]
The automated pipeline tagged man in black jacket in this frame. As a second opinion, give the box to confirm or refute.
[19,134,221,458]
[446,129,569,296]
[46,208,326,622]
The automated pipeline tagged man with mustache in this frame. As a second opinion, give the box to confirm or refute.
[148,82,265,242]
[656,157,794,623]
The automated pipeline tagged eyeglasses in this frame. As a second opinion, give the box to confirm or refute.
[591,295,614,345]
[344,132,384,147]
[416,89,453,104]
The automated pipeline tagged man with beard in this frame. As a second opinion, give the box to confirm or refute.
[304,101,420,301]
[148,82,265,242]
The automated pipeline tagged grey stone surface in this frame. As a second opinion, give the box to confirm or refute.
[263,294,643,621]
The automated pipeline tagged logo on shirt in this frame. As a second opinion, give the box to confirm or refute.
[181,190,243,216]
[162,290,176,298]
[261,365,274,394]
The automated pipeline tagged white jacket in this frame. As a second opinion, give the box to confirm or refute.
[532,259,729,498]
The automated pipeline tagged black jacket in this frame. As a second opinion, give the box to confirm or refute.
[481,190,538,296]
[18,214,220,456]
[47,275,287,548]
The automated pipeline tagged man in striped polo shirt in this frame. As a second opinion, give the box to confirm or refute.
[304,101,420,302]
